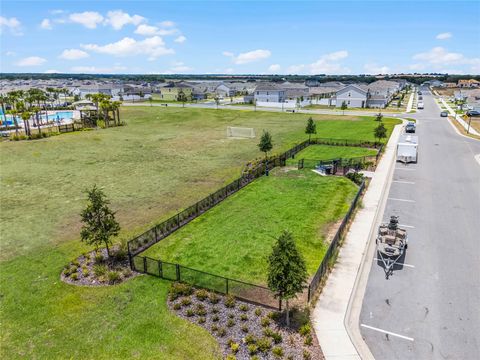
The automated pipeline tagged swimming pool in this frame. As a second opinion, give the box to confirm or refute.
[0,110,74,126]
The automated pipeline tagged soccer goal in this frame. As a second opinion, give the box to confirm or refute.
[226,126,256,138]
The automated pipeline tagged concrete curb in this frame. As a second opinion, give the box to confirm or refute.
[343,120,406,360]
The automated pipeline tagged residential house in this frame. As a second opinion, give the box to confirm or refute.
[215,83,236,98]
[458,79,480,88]
[281,82,309,100]
[254,83,286,103]
[159,82,193,101]
[79,84,123,99]
[443,82,457,88]
[308,87,337,106]
[335,84,369,108]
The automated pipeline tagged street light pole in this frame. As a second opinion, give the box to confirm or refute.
[467,115,472,134]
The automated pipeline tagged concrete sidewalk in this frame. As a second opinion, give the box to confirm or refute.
[311,123,403,360]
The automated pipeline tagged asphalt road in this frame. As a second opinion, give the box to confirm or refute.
[359,87,480,359]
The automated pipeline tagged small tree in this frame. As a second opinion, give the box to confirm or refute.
[214,96,220,109]
[305,117,316,143]
[375,112,383,122]
[177,90,188,107]
[258,130,273,176]
[374,122,387,145]
[80,185,120,257]
[341,101,347,115]
[267,231,307,327]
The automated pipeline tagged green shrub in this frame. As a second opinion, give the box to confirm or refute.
[230,342,240,354]
[261,317,271,327]
[303,350,311,360]
[304,335,313,346]
[93,264,107,277]
[255,308,263,316]
[244,334,256,345]
[198,317,206,324]
[257,337,272,352]
[248,344,258,355]
[195,289,208,301]
[346,171,364,185]
[239,304,249,312]
[173,303,182,310]
[212,314,219,322]
[251,356,260,360]
[211,324,218,332]
[211,306,219,314]
[82,269,90,277]
[299,324,311,337]
[195,304,207,316]
[225,355,236,360]
[107,271,121,284]
[217,328,226,337]
[70,273,78,281]
[240,314,248,321]
[168,282,193,301]
[226,319,235,328]
[180,297,192,307]
[268,311,280,320]
[97,120,106,129]
[264,328,274,337]
[112,246,128,262]
[209,292,220,304]
[224,294,236,308]
[72,259,80,267]
[185,309,195,317]
[94,253,104,264]
[271,332,282,344]
[241,325,249,333]
[272,347,284,358]
[122,268,133,277]
[63,267,71,277]
[228,313,235,319]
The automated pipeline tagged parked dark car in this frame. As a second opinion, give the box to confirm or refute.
[418,91,422,95]
[466,110,480,117]
[405,122,416,133]
[440,111,449,117]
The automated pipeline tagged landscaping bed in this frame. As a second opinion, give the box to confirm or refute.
[61,246,136,286]
[168,283,323,360]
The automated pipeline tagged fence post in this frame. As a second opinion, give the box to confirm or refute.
[176,264,180,281]
[226,278,229,294]
[143,256,147,273]
[158,260,163,278]
[177,214,180,227]
[307,285,311,303]
[154,226,158,241]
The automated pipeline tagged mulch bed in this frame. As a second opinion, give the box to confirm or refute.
[168,285,324,360]
[61,247,137,286]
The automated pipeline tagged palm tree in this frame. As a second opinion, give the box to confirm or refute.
[0,94,8,125]
[99,99,111,128]
[21,111,32,138]
[111,101,122,126]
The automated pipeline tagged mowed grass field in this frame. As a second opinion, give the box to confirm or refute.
[0,106,400,358]
[286,144,378,166]
[143,169,358,284]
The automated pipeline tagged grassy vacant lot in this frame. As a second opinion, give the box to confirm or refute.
[143,169,358,283]
[0,106,399,358]
[287,144,378,165]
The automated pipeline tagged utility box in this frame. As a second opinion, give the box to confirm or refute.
[397,135,418,163]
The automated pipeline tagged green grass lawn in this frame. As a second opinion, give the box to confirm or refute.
[0,106,399,358]
[142,169,358,284]
[286,145,378,165]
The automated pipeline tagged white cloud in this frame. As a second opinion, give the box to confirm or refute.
[105,10,145,30]
[224,68,234,74]
[16,56,47,67]
[223,49,271,65]
[70,65,127,73]
[268,64,281,72]
[5,51,16,56]
[364,63,390,74]
[134,24,178,36]
[159,20,175,27]
[174,35,186,43]
[50,9,64,15]
[287,50,349,74]
[0,16,22,35]
[134,24,159,36]
[59,49,89,60]
[411,47,480,73]
[82,36,174,60]
[436,32,452,40]
[45,69,60,73]
[40,19,53,30]
[69,12,104,29]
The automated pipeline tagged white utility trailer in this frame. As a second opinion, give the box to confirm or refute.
[397,134,418,163]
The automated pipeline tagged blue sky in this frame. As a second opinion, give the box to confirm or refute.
[1,1,479,75]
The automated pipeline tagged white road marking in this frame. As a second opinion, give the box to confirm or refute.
[393,180,416,184]
[373,258,415,268]
[388,197,416,203]
[400,224,415,229]
[395,167,416,171]
[361,324,415,341]
[475,154,480,166]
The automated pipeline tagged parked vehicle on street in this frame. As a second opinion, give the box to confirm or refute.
[417,102,424,109]
[466,110,480,117]
[440,111,449,117]
[397,134,418,163]
[405,122,416,133]
[376,216,408,279]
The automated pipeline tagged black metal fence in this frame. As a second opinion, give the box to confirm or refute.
[307,180,365,301]
[133,255,281,309]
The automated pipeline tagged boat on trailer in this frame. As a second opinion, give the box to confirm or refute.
[376,216,408,279]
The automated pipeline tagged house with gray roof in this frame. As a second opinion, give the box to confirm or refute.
[254,83,286,103]
[335,84,368,108]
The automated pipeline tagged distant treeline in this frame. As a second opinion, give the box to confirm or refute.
[1,73,479,85]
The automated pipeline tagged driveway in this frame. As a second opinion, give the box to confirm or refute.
[359,87,480,359]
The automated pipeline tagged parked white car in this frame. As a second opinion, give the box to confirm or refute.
[417,102,424,109]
